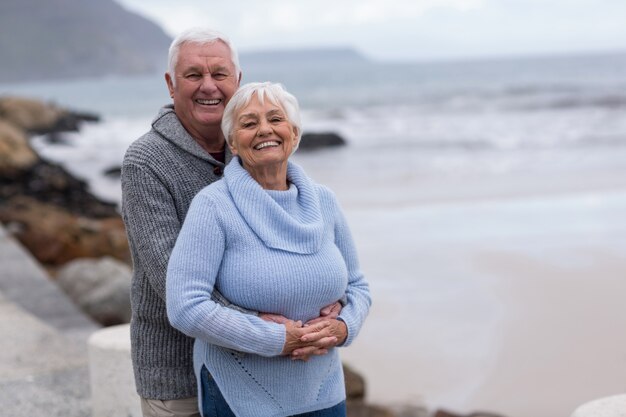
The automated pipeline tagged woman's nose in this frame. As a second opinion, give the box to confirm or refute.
[257,120,272,136]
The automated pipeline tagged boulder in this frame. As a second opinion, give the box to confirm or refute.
[0,119,38,176]
[347,402,396,417]
[433,410,506,417]
[299,132,347,150]
[344,363,367,400]
[0,96,99,134]
[56,257,131,326]
[0,196,129,266]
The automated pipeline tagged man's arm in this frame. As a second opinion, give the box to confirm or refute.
[121,161,181,301]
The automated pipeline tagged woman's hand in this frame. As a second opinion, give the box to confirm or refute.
[281,320,339,359]
[304,301,342,326]
[286,319,348,361]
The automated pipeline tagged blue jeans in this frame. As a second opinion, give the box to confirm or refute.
[200,366,346,417]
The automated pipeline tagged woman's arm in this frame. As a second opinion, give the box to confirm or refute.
[166,193,287,357]
[330,192,372,347]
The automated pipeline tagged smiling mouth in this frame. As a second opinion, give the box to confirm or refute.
[195,99,221,105]
[254,141,281,150]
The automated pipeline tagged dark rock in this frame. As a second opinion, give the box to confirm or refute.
[299,132,347,150]
[344,363,367,400]
[434,409,507,417]
[347,401,396,417]
[103,165,122,178]
[0,159,118,218]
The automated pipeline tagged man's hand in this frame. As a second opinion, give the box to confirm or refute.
[281,320,337,359]
[259,313,289,324]
[304,301,342,326]
[290,319,347,361]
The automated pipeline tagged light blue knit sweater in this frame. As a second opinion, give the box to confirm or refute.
[166,157,371,417]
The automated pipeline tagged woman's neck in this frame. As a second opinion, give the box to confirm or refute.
[244,161,289,190]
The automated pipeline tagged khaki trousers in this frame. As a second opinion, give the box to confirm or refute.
[140,397,201,417]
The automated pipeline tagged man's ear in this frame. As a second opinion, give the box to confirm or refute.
[237,71,243,86]
[165,72,175,98]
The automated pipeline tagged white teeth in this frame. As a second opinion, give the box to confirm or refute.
[254,141,280,150]
[196,99,220,105]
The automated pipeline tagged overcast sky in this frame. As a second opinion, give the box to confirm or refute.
[116,0,626,61]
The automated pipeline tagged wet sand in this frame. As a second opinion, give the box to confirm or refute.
[337,190,626,417]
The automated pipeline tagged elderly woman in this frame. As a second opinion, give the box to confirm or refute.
[166,82,371,417]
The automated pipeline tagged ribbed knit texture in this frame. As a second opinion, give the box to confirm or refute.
[121,105,232,400]
[167,157,371,417]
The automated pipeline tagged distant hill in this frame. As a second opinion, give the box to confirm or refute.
[0,0,370,84]
[240,47,370,69]
[0,0,172,83]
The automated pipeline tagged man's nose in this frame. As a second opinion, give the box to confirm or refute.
[199,75,217,92]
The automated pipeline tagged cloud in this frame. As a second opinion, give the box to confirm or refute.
[115,0,626,60]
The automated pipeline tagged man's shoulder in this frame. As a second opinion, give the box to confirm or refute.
[122,128,176,167]
[195,178,228,200]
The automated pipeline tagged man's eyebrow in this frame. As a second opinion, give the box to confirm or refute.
[211,65,231,73]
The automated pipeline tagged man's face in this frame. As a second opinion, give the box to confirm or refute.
[165,41,240,141]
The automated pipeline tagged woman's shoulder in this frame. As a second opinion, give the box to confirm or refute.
[314,183,338,205]
[191,178,231,207]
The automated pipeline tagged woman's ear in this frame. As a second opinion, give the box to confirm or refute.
[292,126,300,144]
[229,140,239,156]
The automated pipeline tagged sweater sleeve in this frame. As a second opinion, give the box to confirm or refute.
[331,196,372,347]
[166,193,286,357]
[121,161,181,302]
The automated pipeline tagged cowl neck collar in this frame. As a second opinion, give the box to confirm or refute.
[224,157,324,254]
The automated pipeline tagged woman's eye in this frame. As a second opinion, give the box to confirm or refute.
[242,122,256,128]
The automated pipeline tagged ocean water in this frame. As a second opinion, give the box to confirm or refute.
[3,51,626,204]
[3,52,626,415]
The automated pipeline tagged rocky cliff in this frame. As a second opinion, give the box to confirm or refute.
[0,96,129,269]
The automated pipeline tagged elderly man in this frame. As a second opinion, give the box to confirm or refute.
[121,28,341,417]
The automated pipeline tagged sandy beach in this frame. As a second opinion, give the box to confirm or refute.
[292,149,626,417]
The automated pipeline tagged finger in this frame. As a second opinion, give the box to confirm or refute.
[260,314,289,324]
[311,336,338,348]
[291,345,321,357]
[299,322,331,342]
[303,317,325,327]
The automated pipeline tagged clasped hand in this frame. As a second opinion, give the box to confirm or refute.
[260,302,347,361]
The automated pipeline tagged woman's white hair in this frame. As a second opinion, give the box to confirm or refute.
[167,28,241,85]
[221,82,302,154]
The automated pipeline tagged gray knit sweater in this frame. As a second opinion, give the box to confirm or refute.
[121,105,233,400]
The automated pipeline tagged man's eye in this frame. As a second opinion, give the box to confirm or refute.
[270,117,284,123]
[186,73,201,79]
[214,73,227,80]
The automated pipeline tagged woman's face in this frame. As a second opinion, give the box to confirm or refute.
[229,94,298,170]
